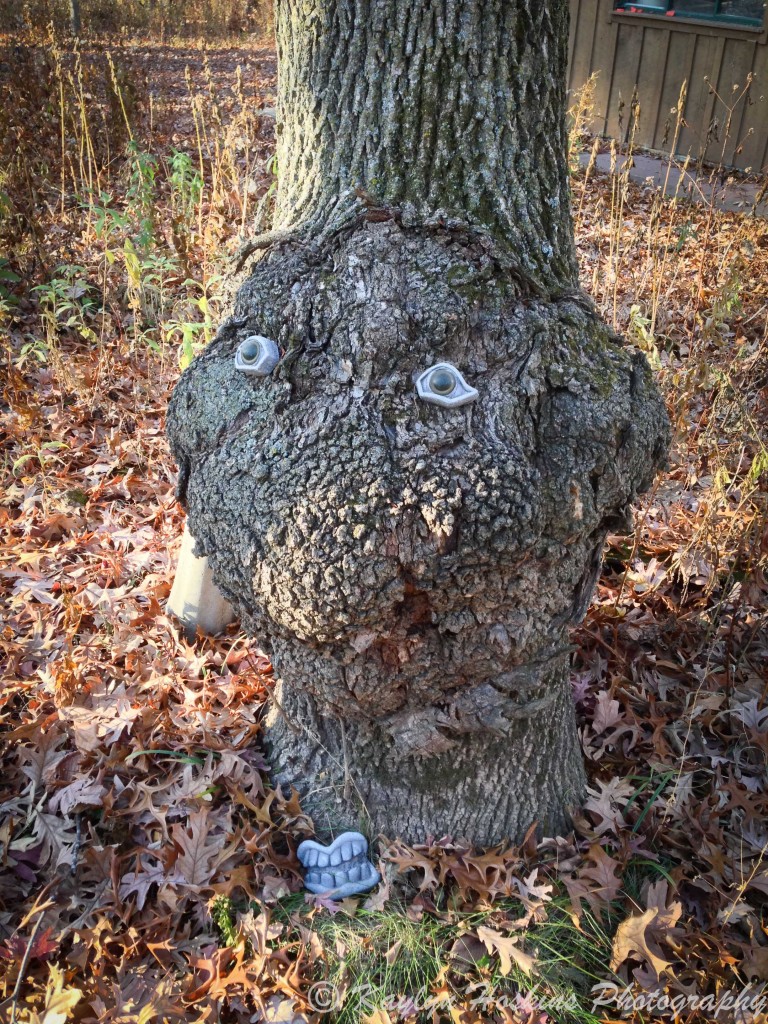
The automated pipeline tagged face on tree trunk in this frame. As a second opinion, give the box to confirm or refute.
[167,226,668,841]
[166,0,670,844]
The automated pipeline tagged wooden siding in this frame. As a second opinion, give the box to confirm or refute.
[568,1,768,171]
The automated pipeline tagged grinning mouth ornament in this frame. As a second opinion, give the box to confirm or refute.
[297,831,380,899]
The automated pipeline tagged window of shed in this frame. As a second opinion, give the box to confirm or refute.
[613,0,765,26]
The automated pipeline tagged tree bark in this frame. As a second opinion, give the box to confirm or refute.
[69,0,81,36]
[272,0,576,296]
[166,0,669,845]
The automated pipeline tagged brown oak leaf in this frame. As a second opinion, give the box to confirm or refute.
[476,925,535,976]
[610,908,675,979]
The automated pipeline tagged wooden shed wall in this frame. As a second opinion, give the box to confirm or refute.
[568,2,768,172]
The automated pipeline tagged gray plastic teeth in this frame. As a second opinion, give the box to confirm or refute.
[297,831,380,899]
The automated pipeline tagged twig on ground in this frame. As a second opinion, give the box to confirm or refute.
[10,915,44,1023]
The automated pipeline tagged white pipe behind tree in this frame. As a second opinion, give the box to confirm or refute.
[167,524,236,641]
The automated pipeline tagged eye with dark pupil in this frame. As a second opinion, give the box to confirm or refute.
[429,368,456,396]
[239,339,261,362]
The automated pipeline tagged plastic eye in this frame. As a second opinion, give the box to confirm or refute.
[429,367,457,396]
[416,363,478,408]
[234,335,280,376]
[239,338,261,363]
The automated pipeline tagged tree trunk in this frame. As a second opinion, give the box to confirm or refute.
[166,0,669,845]
[271,0,576,296]
[69,0,81,36]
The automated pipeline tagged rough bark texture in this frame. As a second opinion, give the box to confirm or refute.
[166,0,670,844]
[69,0,81,36]
[272,0,576,295]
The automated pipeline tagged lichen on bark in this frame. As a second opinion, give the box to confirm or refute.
[166,0,669,844]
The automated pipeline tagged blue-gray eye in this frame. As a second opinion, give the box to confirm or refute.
[239,338,261,363]
[416,363,478,408]
[430,367,457,395]
[234,335,280,376]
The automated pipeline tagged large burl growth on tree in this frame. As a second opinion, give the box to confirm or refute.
[166,0,669,843]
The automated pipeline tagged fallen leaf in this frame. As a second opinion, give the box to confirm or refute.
[610,908,674,978]
[36,963,83,1024]
[476,925,535,976]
